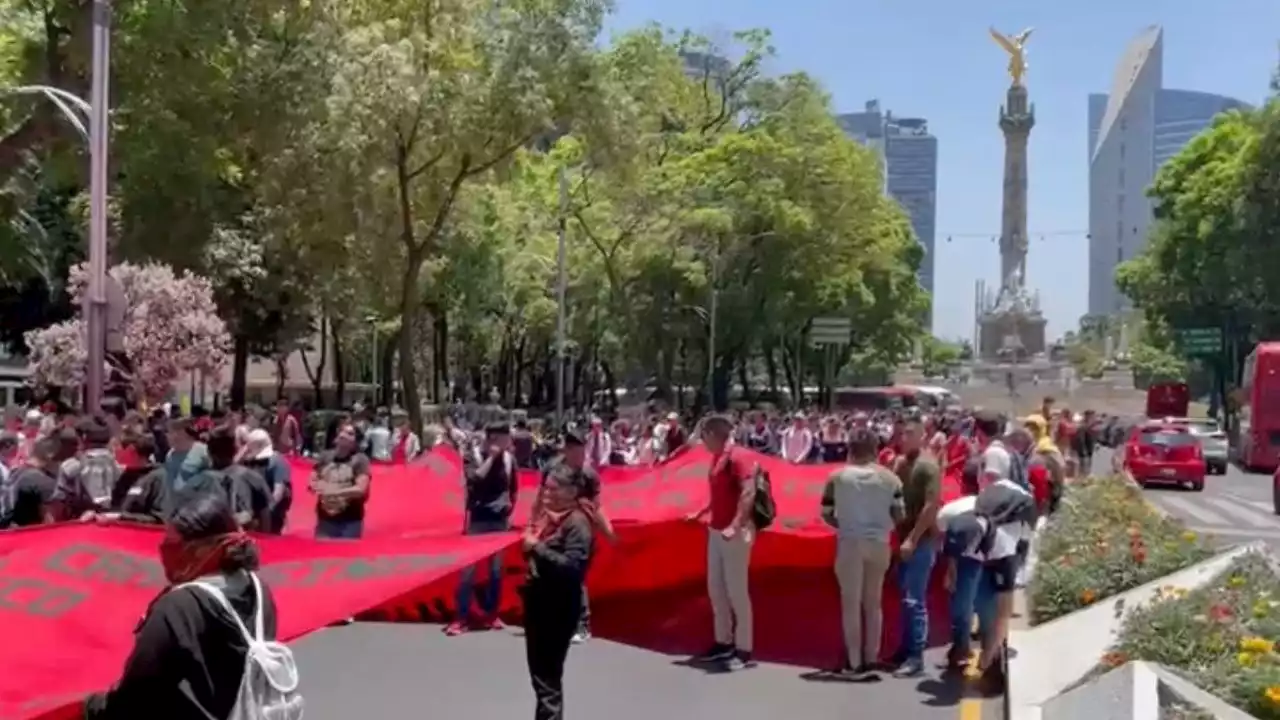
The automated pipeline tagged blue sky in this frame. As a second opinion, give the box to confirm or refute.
[604,0,1280,342]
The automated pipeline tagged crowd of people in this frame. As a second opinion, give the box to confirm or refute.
[0,392,1104,719]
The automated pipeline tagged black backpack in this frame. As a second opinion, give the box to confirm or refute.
[750,463,777,529]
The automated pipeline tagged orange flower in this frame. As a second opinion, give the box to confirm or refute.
[1081,588,1098,605]
[1101,650,1128,667]
[1209,603,1234,623]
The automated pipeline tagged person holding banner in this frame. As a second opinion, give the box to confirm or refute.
[446,422,518,635]
[521,463,593,720]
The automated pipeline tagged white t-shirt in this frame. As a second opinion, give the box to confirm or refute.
[981,442,1012,484]
[936,495,977,532]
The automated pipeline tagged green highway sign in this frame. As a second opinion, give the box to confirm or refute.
[1176,327,1222,357]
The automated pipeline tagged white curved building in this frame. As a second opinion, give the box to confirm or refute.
[1087,26,1250,317]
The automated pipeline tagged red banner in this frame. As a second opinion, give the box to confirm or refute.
[2,448,962,720]
[0,524,515,720]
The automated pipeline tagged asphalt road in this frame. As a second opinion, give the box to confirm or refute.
[291,623,997,720]
[1097,447,1280,548]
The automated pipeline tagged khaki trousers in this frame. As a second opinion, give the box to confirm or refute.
[834,536,892,668]
[707,529,754,651]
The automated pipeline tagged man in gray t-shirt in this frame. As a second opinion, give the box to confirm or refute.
[819,429,906,677]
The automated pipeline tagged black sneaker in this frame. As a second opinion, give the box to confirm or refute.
[693,643,734,662]
[940,646,971,672]
[724,650,755,671]
[893,657,925,678]
[849,662,878,679]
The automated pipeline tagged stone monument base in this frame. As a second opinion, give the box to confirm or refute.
[979,309,1047,360]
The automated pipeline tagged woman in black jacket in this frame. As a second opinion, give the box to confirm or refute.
[521,465,594,720]
[84,493,281,719]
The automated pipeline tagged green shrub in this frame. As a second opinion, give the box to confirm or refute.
[1029,474,1215,625]
[1099,555,1280,719]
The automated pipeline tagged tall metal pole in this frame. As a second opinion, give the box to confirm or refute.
[370,327,378,405]
[706,247,718,411]
[84,0,112,413]
[554,167,569,425]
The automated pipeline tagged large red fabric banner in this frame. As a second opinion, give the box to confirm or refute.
[0,524,515,720]
[2,447,963,720]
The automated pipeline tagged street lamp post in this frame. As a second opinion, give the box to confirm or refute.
[84,0,112,413]
[554,167,569,426]
[366,316,379,405]
[3,1,112,412]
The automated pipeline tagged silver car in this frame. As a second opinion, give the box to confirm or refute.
[1175,418,1229,474]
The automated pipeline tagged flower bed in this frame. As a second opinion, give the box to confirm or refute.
[1028,474,1215,625]
[1099,554,1280,719]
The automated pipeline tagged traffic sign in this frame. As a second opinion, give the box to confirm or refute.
[1176,327,1222,357]
[809,316,852,347]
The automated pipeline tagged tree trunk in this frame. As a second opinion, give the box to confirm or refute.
[781,346,799,407]
[274,356,287,400]
[398,254,424,433]
[600,360,617,414]
[332,317,347,407]
[765,341,779,397]
[497,332,511,404]
[433,311,449,404]
[379,327,399,408]
[737,355,752,406]
[711,350,734,412]
[299,315,329,409]
[230,334,250,409]
[513,336,526,406]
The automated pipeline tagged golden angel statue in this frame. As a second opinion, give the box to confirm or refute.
[989,26,1034,87]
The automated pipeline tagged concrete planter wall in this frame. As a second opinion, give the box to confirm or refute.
[1008,541,1265,720]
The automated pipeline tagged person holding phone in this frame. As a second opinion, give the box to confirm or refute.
[446,423,518,636]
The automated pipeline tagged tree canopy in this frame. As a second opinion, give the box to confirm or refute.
[1117,102,1280,408]
[1,1,929,425]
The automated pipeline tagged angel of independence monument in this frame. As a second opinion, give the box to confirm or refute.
[977,27,1047,362]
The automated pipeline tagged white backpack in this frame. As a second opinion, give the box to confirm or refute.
[185,573,305,720]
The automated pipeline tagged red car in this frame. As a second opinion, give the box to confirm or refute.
[1125,425,1206,492]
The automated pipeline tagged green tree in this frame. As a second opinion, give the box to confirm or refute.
[919,337,961,377]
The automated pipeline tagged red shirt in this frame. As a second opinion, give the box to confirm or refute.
[708,450,750,530]
[390,431,411,464]
[1027,462,1051,513]
[877,446,897,468]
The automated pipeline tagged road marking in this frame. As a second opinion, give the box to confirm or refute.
[958,696,983,720]
[1204,498,1274,527]
[1247,500,1276,514]
[1152,494,1227,525]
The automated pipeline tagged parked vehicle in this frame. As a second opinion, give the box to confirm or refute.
[1124,424,1206,492]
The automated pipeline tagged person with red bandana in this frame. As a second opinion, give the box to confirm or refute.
[84,493,300,720]
[388,409,422,463]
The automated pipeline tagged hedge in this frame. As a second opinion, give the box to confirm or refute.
[1028,474,1215,625]
[1100,554,1280,719]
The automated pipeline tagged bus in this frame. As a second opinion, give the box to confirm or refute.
[832,386,922,412]
[1240,342,1280,472]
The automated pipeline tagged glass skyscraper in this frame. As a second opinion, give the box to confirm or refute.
[838,101,938,331]
[1087,26,1249,317]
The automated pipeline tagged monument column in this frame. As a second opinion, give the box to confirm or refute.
[978,26,1047,363]
[999,85,1034,288]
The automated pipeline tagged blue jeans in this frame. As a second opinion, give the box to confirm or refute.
[456,517,511,620]
[897,540,937,661]
[315,517,364,539]
[949,557,996,656]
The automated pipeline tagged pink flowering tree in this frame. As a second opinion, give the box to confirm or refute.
[24,261,232,404]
